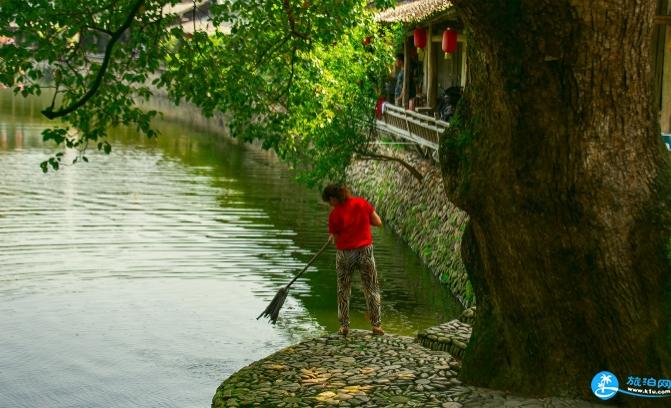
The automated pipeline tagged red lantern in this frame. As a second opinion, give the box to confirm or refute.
[442,28,458,54]
[413,27,427,49]
[363,36,372,46]
[375,95,385,119]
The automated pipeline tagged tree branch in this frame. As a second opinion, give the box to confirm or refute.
[286,47,296,94]
[41,0,145,119]
[281,0,309,39]
[254,34,290,69]
[356,152,424,182]
[84,24,114,36]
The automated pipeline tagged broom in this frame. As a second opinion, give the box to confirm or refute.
[257,238,332,324]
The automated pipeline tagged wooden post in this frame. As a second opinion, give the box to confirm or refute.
[460,36,468,87]
[661,29,671,132]
[403,34,410,109]
[427,23,437,109]
[656,1,671,132]
[653,1,667,117]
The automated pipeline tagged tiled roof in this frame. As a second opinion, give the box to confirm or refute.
[375,0,453,24]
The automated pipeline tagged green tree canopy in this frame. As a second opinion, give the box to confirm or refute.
[0,0,399,184]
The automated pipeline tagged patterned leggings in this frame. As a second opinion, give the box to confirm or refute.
[336,245,381,328]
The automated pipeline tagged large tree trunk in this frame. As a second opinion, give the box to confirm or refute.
[441,0,671,402]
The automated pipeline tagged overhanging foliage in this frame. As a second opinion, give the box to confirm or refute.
[0,0,403,186]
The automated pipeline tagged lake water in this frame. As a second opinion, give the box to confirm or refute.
[0,91,462,408]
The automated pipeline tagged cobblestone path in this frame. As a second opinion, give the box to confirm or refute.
[212,330,599,407]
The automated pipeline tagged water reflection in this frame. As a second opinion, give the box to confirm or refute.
[0,90,461,408]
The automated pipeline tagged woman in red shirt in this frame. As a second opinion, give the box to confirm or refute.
[322,184,384,336]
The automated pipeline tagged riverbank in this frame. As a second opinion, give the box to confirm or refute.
[212,325,598,407]
[347,147,472,306]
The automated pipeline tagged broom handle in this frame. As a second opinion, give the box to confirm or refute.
[285,238,331,288]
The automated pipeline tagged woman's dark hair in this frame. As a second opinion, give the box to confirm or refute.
[322,183,350,204]
[396,53,404,62]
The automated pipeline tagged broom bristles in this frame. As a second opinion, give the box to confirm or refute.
[257,238,331,325]
[257,286,289,324]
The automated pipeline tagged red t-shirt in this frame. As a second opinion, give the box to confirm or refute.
[328,197,375,250]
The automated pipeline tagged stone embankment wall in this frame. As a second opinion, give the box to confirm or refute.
[347,148,472,306]
[147,93,231,136]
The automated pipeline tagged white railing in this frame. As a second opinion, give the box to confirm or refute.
[375,103,448,151]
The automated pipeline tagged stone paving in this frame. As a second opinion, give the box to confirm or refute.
[457,307,476,326]
[417,319,471,359]
[417,308,475,359]
[211,329,600,408]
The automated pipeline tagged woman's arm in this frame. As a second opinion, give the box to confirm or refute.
[370,211,383,227]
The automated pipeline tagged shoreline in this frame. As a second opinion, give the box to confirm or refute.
[212,324,598,408]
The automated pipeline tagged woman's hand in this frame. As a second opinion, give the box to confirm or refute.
[370,211,383,227]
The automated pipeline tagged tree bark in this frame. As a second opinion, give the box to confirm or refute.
[442,0,671,402]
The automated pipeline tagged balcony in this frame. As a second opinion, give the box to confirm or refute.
[375,103,448,151]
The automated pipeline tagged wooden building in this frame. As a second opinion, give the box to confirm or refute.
[376,1,671,152]
[376,0,465,114]
[374,0,465,153]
